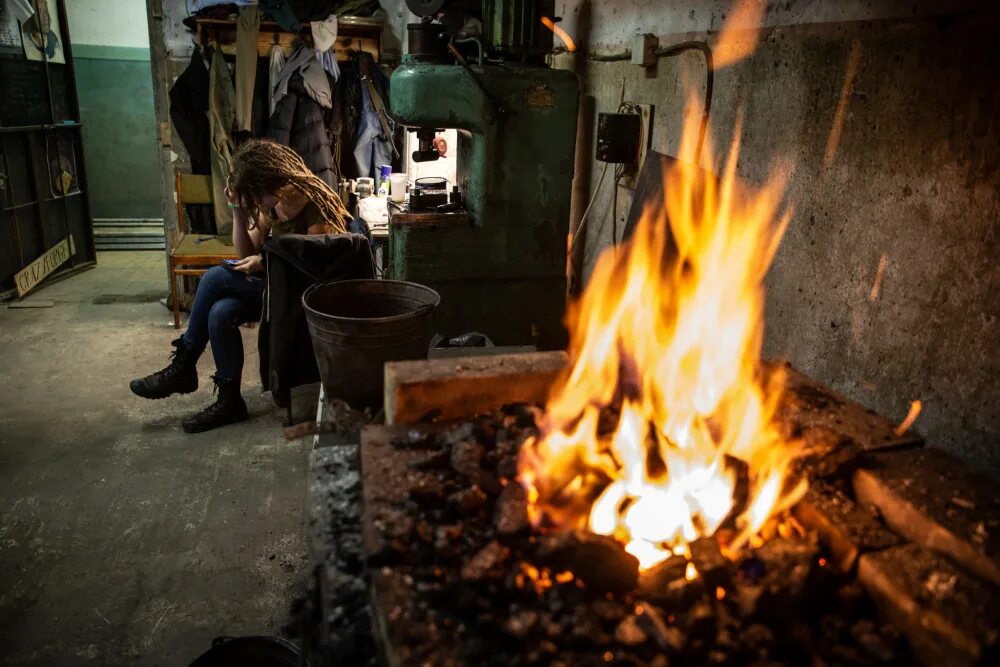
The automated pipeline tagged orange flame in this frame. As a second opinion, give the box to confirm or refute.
[519,94,807,570]
[541,16,576,53]
[713,0,768,69]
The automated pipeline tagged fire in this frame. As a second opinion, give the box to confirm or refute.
[519,99,807,571]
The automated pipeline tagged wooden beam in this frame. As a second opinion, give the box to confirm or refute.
[771,361,924,455]
[793,482,901,572]
[383,351,567,425]
[859,543,1000,667]
[853,447,1000,587]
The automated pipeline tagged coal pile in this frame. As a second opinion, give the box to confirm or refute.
[369,405,911,666]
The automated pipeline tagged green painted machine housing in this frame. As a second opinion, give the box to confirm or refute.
[389,60,579,349]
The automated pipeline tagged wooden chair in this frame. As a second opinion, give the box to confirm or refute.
[170,172,240,329]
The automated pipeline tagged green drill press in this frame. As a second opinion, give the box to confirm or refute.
[388,0,579,349]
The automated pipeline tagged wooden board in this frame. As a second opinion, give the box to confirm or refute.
[858,543,1000,667]
[384,351,567,425]
[854,447,1000,586]
[771,360,924,454]
[389,209,471,228]
[793,482,901,572]
[14,235,75,297]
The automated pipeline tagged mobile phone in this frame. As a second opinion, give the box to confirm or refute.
[221,258,240,266]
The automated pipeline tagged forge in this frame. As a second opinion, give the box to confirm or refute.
[297,5,998,667]
[340,354,999,667]
[303,70,999,664]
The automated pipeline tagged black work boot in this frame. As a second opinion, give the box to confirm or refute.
[130,337,199,399]
[181,375,249,434]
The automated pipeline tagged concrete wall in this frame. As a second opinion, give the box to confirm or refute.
[557,0,1000,474]
[66,0,151,49]
[66,0,160,219]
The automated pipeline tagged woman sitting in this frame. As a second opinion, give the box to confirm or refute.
[130,139,353,433]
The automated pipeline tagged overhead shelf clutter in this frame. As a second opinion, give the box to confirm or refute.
[195,15,384,60]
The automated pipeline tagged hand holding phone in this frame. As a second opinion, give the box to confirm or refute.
[221,258,240,266]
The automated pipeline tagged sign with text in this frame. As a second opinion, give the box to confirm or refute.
[14,234,75,297]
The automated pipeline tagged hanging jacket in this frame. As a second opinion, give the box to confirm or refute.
[335,53,392,180]
[169,48,217,234]
[267,71,339,188]
[258,233,376,407]
[169,49,211,174]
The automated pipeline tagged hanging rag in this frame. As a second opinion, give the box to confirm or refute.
[311,14,340,82]
[272,42,332,110]
[208,49,236,236]
[268,44,287,116]
[234,5,261,133]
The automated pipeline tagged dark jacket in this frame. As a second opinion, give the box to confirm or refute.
[169,49,217,234]
[169,49,211,174]
[267,71,339,188]
[335,53,392,181]
[258,233,375,407]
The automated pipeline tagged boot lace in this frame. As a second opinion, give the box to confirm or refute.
[148,348,184,382]
[201,375,229,415]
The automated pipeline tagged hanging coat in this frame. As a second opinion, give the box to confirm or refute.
[267,71,339,188]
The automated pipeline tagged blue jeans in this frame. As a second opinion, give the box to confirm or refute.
[181,266,264,384]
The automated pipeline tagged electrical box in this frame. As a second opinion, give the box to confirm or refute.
[596,112,641,164]
[631,33,659,67]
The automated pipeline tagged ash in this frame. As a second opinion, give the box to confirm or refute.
[374,405,911,666]
[300,442,377,666]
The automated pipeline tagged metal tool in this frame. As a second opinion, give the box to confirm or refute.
[389,0,578,348]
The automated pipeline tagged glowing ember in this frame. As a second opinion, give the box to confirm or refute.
[540,16,576,53]
[519,96,808,570]
[894,400,922,436]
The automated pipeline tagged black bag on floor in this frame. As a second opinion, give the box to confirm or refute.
[189,635,307,667]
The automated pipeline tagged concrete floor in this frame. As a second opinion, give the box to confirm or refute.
[0,252,312,665]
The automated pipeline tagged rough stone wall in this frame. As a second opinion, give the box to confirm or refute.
[558,1,999,474]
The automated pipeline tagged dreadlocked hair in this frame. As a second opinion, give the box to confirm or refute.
[229,139,351,234]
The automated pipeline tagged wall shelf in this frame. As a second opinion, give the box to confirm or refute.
[195,15,383,61]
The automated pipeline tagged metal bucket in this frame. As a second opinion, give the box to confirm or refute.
[302,279,440,408]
